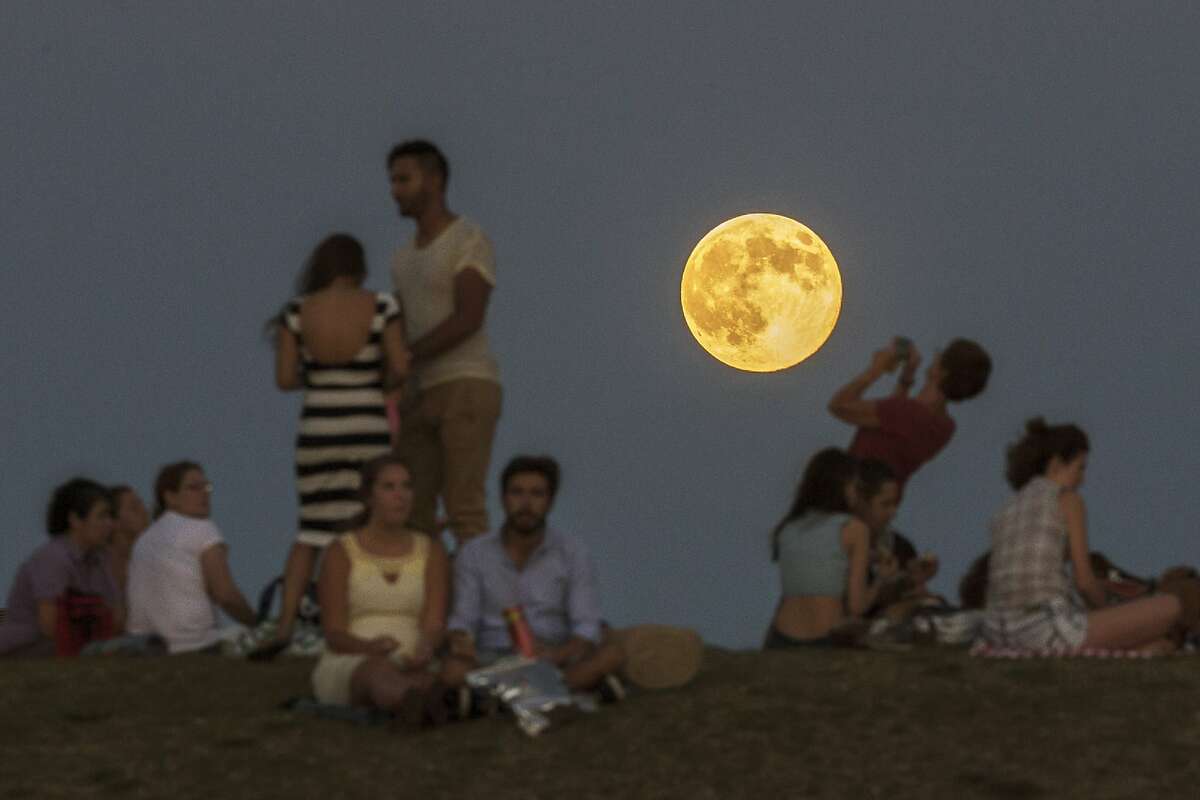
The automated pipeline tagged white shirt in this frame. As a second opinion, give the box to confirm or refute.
[126,511,225,653]
[391,216,500,390]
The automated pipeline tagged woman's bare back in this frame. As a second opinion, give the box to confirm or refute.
[298,289,380,364]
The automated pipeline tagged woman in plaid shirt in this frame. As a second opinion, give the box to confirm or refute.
[982,418,1179,652]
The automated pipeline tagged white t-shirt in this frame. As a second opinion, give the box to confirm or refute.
[391,216,500,390]
[126,511,225,653]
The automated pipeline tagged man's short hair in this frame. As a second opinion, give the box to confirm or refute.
[939,338,992,402]
[386,139,449,188]
[500,455,560,498]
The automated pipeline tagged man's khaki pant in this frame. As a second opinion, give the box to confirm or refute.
[397,378,501,543]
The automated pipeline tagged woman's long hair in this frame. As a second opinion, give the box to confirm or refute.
[770,448,857,561]
[294,233,366,295]
[265,233,367,337]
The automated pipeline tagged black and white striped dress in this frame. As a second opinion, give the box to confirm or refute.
[284,293,399,547]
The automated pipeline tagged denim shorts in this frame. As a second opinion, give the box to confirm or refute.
[762,626,835,650]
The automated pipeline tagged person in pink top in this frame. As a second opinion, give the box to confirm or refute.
[829,338,991,586]
[828,338,992,494]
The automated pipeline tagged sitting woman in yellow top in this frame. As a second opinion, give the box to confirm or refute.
[312,455,449,718]
[765,448,898,647]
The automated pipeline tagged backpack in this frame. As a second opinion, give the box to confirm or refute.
[256,577,321,626]
[230,578,324,659]
[55,588,116,656]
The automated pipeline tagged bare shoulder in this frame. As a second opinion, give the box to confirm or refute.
[841,516,870,548]
[1058,489,1086,513]
[322,538,350,568]
[300,288,375,314]
[1058,490,1087,529]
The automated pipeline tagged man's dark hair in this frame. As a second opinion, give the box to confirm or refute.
[46,478,112,536]
[500,456,560,499]
[387,139,449,189]
[939,338,992,402]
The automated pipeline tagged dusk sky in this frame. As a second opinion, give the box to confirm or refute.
[4,2,1198,647]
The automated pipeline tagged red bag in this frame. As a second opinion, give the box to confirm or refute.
[55,589,115,657]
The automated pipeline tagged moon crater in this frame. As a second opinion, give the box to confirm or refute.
[680,214,842,372]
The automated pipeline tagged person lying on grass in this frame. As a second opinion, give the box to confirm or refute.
[439,455,626,706]
[982,418,1179,653]
[764,448,900,648]
[0,478,122,656]
[311,455,450,724]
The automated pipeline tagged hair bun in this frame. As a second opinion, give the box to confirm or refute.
[1025,417,1049,436]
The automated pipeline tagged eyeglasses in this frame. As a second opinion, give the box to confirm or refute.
[181,482,213,494]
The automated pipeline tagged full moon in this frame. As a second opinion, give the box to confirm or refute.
[680,213,842,372]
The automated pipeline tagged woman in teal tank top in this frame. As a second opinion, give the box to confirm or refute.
[765,448,897,647]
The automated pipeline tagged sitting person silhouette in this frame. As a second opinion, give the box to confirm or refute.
[0,479,121,656]
[764,448,899,648]
[982,418,1179,652]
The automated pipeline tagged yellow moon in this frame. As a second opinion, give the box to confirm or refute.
[680,213,842,372]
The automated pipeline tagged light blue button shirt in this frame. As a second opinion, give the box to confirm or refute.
[447,528,602,652]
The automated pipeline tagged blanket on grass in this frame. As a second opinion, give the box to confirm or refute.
[969,642,1159,659]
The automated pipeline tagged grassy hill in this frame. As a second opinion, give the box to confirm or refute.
[2,647,1197,799]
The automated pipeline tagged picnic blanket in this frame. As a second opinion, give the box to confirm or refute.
[969,642,1159,659]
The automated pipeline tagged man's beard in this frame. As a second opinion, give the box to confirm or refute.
[396,191,427,218]
[505,512,545,536]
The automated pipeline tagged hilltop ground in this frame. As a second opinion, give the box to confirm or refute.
[2,646,1197,799]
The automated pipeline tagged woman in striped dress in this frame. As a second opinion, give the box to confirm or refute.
[269,233,410,646]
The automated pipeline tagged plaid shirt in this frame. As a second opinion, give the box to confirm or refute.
[986,477,1070,612]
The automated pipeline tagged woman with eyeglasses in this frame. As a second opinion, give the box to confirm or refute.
[126,461,257,653]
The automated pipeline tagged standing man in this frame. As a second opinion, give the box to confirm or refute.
[388,139,502,548]
[828,338,992,494]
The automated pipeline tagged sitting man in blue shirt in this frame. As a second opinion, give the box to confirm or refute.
[440,455,625,702]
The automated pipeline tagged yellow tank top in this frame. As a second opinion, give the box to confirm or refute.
[339,532,428,656]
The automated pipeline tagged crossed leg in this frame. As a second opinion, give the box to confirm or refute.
[349,656,438,713]
[438,639,625,692]
[1083,594,1181,652]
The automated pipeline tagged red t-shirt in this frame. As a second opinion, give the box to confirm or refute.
[848,396,955,491]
